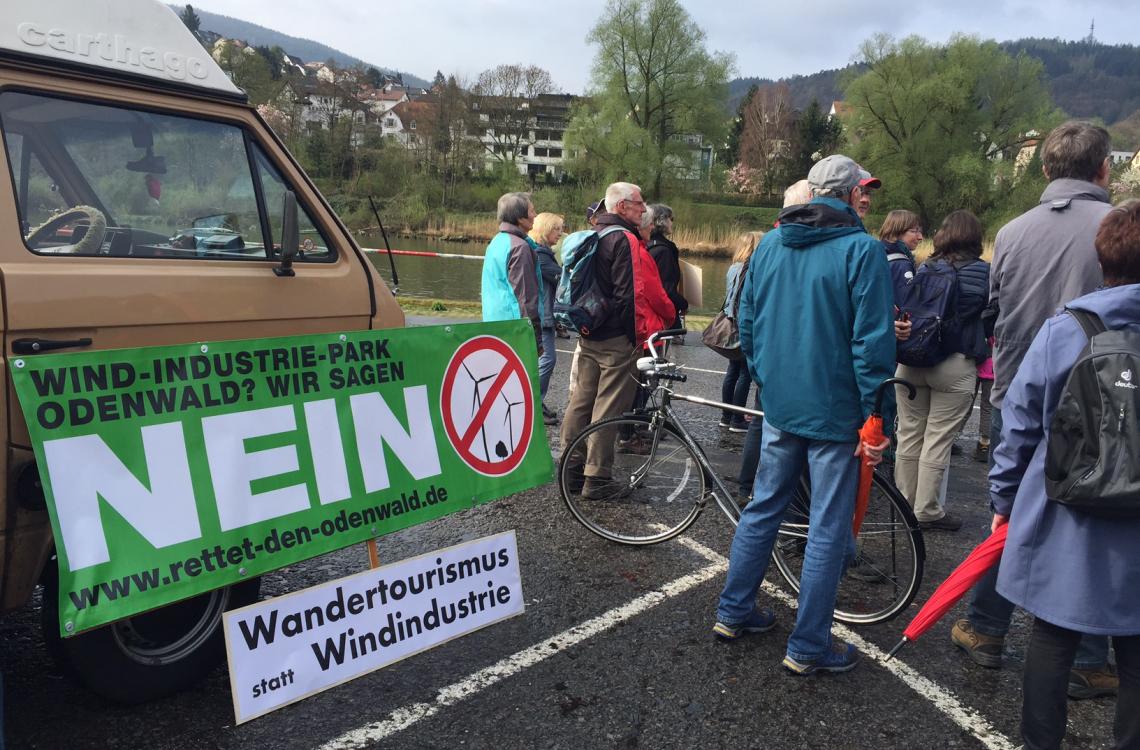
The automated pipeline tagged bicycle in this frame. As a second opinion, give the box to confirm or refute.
[558,329,925,625]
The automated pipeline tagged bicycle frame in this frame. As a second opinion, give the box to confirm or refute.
[637,330,760,529]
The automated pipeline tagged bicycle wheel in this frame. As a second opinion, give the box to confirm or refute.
[772,469,925,625]
[559,414,705,545]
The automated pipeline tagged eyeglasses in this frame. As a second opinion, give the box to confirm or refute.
[624,198,646,206]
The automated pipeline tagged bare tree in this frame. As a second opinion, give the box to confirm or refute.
[738,83,796,197]
[469,64,557,163]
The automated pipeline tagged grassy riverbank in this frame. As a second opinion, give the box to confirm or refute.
[354,202,783,258]
[398,296,715,329]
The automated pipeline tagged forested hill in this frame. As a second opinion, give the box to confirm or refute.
[730,38,1140,129]
[180,6,429,87]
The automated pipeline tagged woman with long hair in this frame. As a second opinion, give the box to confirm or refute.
[719,231,764,431]
[893,210,990,531]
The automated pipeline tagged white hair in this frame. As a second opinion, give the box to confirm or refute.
[604,182,640,212]
[783,180,812,208]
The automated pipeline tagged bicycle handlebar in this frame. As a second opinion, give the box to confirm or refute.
[646,328,687,359]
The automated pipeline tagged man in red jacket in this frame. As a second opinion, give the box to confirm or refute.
[561,182,654,500]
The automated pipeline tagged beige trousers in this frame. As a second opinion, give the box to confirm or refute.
[893,354,977,522]
[560,336,639,479]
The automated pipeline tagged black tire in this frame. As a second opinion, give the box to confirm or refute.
[771,470,925,625]
[559,414,705,544]
[41,558,261,704]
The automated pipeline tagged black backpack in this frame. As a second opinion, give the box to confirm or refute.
[1044,309,1140,518]
[895,260,961,367]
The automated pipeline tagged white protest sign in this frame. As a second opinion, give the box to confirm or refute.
[223,530,524,723]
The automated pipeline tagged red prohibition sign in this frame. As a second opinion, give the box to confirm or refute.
[440,335,534,476]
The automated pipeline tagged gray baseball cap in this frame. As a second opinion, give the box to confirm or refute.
[807,154,861,193]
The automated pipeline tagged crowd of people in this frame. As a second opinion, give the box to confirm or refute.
[478,120,1140,749]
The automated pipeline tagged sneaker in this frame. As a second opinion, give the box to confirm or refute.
[1068,665,1118,700]
[918,513,963,531]
[973,441,989,463]
[542,404,558,426]
[950,619,1003,668]
[728,422,748,434]
[950,443,962,457]
[783,641,860,675]
[718,419,732,428]
[712,609,776,640]
[581,477,632,501]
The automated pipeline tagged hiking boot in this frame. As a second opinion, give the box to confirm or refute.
[973,440,989,463]
[919,513,963,531]
[1068,665,1118,700]
[565,463,585,495]
[712,608,776,640]
[542,403,558,426]
[951,619,1003,668]
[783,641,860,675]
[616,434,652,455]
[580,477,632,501]
[846,558,889,584]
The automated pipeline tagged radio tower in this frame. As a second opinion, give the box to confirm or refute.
[1086,19,1096,44]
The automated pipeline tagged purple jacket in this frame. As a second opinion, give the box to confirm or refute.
[993,283,1140,635]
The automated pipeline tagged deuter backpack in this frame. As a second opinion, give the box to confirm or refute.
[1044,308,1140,518]
[553,226,626,336]
[896,260,961,367]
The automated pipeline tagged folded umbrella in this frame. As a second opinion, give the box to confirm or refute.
[853,377,915,536]
[886,521,1010,659]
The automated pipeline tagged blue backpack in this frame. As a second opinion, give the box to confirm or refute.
[896,260,960,367]
[554,226,626,336]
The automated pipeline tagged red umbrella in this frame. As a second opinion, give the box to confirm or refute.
[886,521,1010,659]
[853,378,915,536]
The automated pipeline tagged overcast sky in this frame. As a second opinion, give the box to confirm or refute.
[198,0,1136,93]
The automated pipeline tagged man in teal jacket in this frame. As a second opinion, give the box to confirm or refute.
[714,155,896,675]
[481,192,543,354]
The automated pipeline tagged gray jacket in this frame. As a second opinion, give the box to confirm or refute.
[989,179,1111,407]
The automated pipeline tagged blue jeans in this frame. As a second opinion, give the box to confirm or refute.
[736,389,764,485]
[538,327,556,400]
[717,422,857,662]
[968,405,1108,669]
[720,359,751,424]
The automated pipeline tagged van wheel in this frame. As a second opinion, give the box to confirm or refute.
[41,560,260,704]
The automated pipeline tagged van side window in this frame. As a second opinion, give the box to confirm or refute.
[0,91,274,260]
[253,145,332,261]
[4,133,69,232]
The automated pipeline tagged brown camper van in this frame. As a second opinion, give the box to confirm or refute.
[0,0,402,701]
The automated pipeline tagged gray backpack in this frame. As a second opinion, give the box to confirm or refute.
[1044,308,1140,518]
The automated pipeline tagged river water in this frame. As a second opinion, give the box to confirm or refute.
[359,234,733,316]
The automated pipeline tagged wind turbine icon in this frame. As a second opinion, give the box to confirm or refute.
[462,361,498,461]
[497,391,524,459]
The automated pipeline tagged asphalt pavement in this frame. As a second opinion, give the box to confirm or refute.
[0,319,1119,749]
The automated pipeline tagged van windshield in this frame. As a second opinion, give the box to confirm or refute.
[0,91,329,261]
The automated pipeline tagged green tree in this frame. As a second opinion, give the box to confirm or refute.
[214,41,276,104]
[845,34,1060,227]
[792,99,843,179]
[723,84,756,167]
[566,0,734,197]
[179,5,201,37]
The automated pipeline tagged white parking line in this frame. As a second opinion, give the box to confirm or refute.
[321,535,1014,750]
[669,536,1017,750]
[317,557,728,749]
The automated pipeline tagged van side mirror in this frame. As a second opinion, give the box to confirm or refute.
[274,190,298,278]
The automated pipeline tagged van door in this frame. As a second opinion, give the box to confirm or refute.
[0,89,375,447]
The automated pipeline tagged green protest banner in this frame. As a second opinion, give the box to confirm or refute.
[9,320,552,636]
